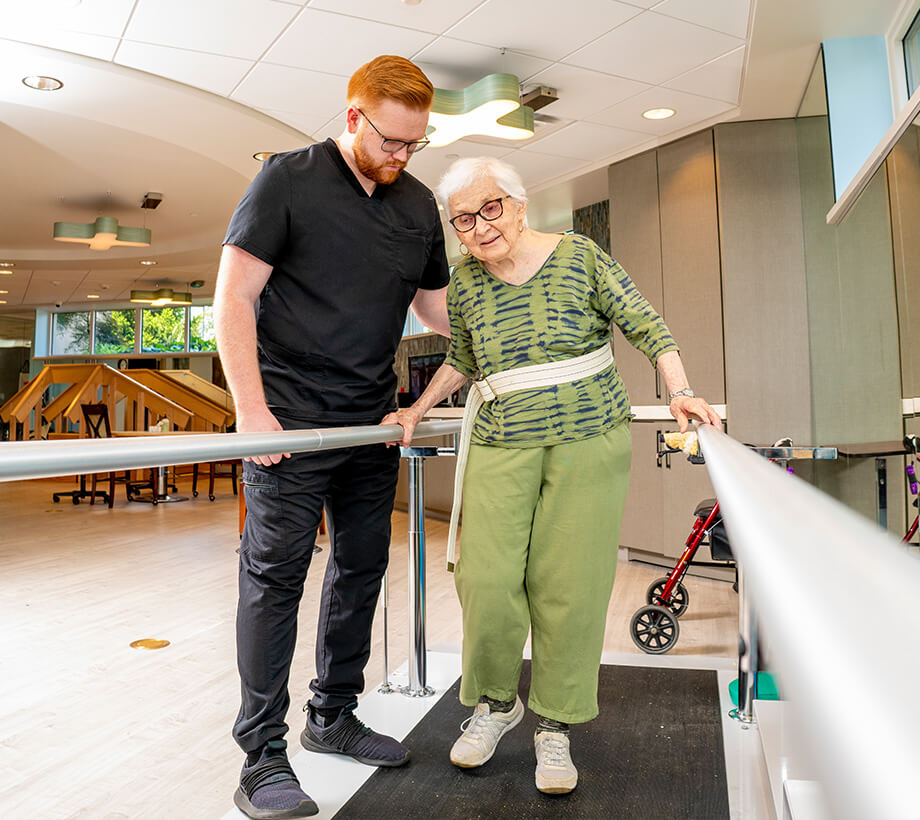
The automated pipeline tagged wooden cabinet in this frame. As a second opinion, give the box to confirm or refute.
[657,131,725,403]
[609,132,725,562]
[609,150,664,404]
[620,421,718,559]
[619,422,664,550]
[609,133,725,406]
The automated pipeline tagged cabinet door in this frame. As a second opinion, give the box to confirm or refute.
[658,131,726,402]
[609,152,665,404]
[618,422,664,552]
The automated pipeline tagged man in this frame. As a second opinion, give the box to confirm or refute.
[214,55,449,820]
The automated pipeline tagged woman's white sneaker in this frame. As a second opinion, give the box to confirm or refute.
[534,731,578,794]
[449,696,524,768]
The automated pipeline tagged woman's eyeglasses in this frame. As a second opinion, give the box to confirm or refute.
[357,108,429,154]
[448,197,508,232]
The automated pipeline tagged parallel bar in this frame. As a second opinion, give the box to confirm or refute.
[402,455,434,697]
[697,424,920,820]
[734,566,758,723]
[0,421,462,482]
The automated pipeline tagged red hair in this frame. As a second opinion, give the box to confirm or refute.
[347,55,434,111]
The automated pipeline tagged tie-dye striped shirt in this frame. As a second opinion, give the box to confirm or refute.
[444,233,678,447]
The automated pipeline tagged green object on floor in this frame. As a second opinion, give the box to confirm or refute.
[728,672,780,706]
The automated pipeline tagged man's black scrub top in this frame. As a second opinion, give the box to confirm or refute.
[224,138,450,424]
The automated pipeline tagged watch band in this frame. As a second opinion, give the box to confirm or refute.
[668,387,695,401]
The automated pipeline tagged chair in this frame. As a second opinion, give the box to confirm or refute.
[80,403,151,508]
[50,406,109,505]
[192,459,240,501]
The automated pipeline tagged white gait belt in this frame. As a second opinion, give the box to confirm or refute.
[446,343,615,571]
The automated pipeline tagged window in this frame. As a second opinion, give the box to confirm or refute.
[402,312,429,336]
[93,309,136,355]
[44,304,217,357]
[141,307,186,353]
[904,9,920,96]
[51,311,90,355]
[189,305,217,352]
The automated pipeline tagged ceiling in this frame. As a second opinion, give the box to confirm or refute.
[0,0,909,311]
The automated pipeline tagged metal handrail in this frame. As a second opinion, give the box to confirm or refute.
[697,424,920,820]
[0,420,462,482]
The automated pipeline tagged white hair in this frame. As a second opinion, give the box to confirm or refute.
[437,157,529,226]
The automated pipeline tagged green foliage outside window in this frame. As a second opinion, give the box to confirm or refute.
[94,310,136,355]
[141,307,186,353]
[52,311,90,355]
[189,306,217,352]
[48,305,215,356]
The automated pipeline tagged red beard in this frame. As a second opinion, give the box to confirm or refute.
[353,137,406,185]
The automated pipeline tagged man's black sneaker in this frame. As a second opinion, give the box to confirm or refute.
[233,739,318,819]
[300,707,410,767]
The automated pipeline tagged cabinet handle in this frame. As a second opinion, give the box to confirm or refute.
[656,429,663,468]
[655,370,661,400]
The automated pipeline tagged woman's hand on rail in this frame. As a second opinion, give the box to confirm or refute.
[236,404,290,465]
[669,395,722,433]
[380,408,423,447]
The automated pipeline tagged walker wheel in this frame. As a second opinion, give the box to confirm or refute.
[646,577,689,617]
[630,605,680,654]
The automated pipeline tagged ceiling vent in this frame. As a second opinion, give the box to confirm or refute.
[141,192,163,210]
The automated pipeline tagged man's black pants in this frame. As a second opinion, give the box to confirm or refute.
[233,438,400,754]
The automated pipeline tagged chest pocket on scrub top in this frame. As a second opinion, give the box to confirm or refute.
[389,226,430,284]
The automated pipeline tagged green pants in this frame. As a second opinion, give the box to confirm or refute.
[454,423,631,724]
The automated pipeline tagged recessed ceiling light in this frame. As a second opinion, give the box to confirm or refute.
[87,294,100,299]
[0,262,15,269]
[140,259,157,266]
[22,75,63,91]
[0,290,7,294]
[642,107,676,120]
[253,152,276,161]
[402,0,423,5]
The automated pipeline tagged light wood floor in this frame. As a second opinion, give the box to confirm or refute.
[0,475,738,819]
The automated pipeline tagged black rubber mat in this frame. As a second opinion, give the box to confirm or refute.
[335,662,730,819]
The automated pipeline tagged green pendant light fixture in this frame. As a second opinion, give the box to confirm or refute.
[53,216,151,251]
[129,287,192,306]
[427,73,534,148]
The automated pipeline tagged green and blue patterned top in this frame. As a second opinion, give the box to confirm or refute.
[444,233,678,447]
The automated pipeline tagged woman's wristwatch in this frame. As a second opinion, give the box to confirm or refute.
[668,387,695,401]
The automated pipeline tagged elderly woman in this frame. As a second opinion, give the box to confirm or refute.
[383,157,720,796]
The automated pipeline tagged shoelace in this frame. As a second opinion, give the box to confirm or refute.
[537,734,569,768]
[240,757,299,796]
[319,712,373,750]
[458,706,499,741]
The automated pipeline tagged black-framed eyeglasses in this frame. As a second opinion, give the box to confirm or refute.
[357,108,429,154]
[448,197,508,232]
